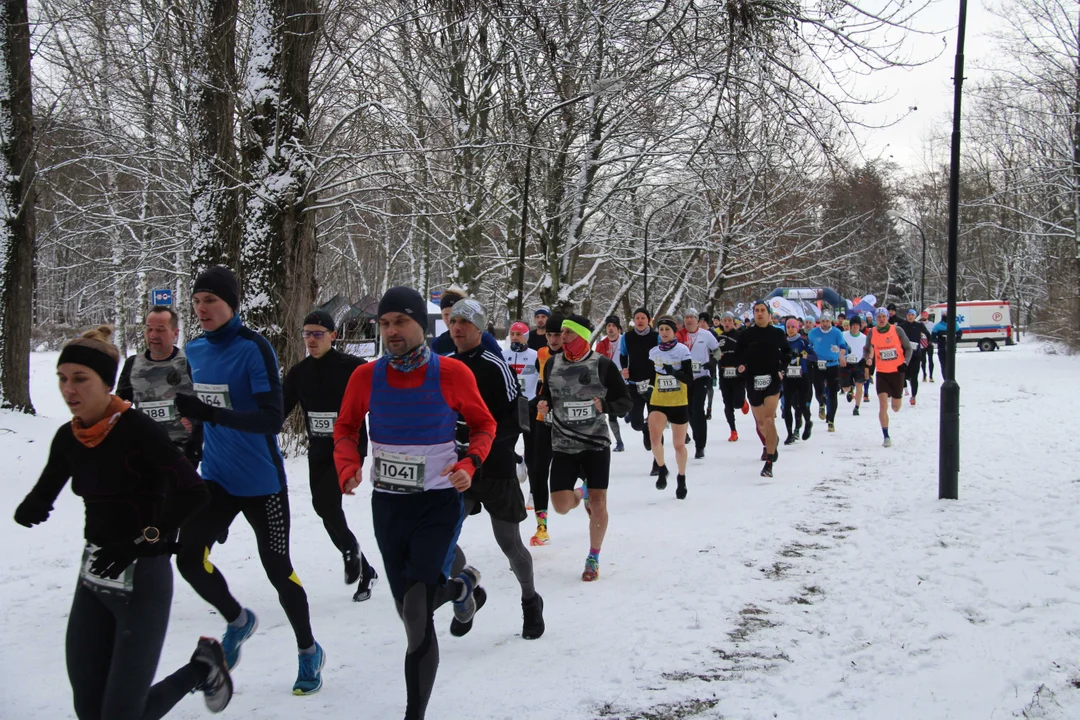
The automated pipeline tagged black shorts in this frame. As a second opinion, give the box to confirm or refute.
[462,464,527,524]
[745,374,781,407]
[646,404,690,425]
[839,362,865,388]
[550,449,611,493]
[876,371,905,399]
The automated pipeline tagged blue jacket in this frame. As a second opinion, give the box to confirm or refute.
[786,335,810,373]
[932,321,948,345]
[185,316,286,496]
[807,327,850,367]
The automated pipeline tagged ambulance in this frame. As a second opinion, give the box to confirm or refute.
[923,300,1014,351]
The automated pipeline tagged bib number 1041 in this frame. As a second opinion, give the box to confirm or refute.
[373,451,426,493]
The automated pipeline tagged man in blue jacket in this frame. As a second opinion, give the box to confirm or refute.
[173,265,324,696]
[807,312,850,432]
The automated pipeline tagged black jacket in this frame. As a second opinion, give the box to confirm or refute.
[283,349,367,468]
[620,328,660,381]
[452,344,521,474]
[735,324,791,378]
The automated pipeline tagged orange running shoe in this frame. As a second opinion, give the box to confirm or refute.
[728,430,739,442]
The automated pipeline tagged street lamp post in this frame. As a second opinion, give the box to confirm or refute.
[939,0,968,501]
[891,213,928,310]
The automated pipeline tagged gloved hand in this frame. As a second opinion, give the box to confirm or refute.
[90,538,179,578]
[175,393,218,423]
[14,499,50,528]
[898,363,907,374]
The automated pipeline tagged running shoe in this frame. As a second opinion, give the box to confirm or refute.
[818,406,826,420]
[760,448,768,461]
[522,594,545,640]
[853,407,860,416]
[650,459,660,476]
[343,548,361,585]
[929,377,935,383]
[450,566,484,637]
[783,433,796,446]
[910,397,916,406]
[526,493,534,511]
[846,391,854,403]
[760,461,773,478]
[694,448,705,459]
[741,400,750,415]
[516,459,528,485]
[675,474,687,500]
[192,637,233,713]
[530,525,550,546]
[222,609,258,671]
[613,441,625,452]
[728,430,739,442]
[802,420,813,441]
[582,556,600,582]
[292,642,325,696]
[828,422,835,433]
[353,559,378,602]
[883,437,893,448]
[655,464,668,490]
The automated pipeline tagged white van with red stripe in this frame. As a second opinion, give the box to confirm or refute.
[923,300,1015,351]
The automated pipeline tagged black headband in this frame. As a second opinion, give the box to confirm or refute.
[58,344,118,389]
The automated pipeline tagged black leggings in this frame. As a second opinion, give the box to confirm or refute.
[810,366,827,407]
[458,498,535,600]
[781,377,812,434]
[309,461,359,555]
[528,420,552,514]
[689,376,711,450]
[629,385,650,448]
[921,347,934,378]
[718,375,745,431]
[818,366,840,422]
[177,482,315,649]
[67,556,207,720]
[906,351,922,398]
[394,580,463,720]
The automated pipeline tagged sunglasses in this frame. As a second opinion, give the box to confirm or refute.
[301,330,328,339]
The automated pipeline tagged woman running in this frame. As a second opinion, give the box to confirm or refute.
[13,326,232,720]
[646,316,694,499]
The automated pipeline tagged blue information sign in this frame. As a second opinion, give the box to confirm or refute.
[151,289,173,306]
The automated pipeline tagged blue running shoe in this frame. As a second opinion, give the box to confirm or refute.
[450,566,482,637]
[613,441,625,452]
[222,609,258,671]
[293,642,325,696]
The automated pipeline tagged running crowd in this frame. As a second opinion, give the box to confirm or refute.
[12,267,950,720]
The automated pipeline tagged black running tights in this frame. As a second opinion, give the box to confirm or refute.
[310,462,359,555]
[718,376,745,431]
[781,377,812,434]
[395,579,464,720]
[67,556,207,720]
[177,482,315,649]
[528,421,552,514]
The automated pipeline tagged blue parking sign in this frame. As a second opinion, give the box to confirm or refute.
[151,289,173,306]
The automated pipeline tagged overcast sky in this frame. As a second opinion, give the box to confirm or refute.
[849,0,1004,174]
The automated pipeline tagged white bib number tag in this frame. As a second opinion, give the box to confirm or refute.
[879,348,898,361]
[193,383,231,409]
[307,412,336,437]
[79,544,134,596]
[373,450,426,493]
[817,360,827,370]
[753,374,771,390]
[517,375,527,392]
[723,367,737,379]
[138,400,175,423]
[787,365,803,378]
[564,400,596,424]
[636,380,651,394]
[657,375,679,392]
[691,361,703,373]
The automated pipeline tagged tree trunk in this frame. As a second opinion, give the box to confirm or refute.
[240,0,321,370]
[0,0,36,413]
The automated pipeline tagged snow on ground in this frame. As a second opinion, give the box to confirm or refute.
[2,342,1080,719]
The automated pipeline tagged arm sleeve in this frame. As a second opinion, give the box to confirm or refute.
[676,358,695,385]
[899,330,914,364]
[210,339,284,435]
[138,416,209,535]
[619,335,629,368]
[282,365,300,419]
[440,360,497,477]
[21,429,73,512]
[334,365,370,490]
[777,332,790,372]
[599,356,632,416]
[115,356,135,403]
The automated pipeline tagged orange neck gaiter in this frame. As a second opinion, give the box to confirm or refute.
[72,395,132,448]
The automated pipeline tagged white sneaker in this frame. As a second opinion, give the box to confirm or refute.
[516,460,528,485]
[883,437,892,448]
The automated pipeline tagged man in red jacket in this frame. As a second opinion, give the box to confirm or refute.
[334,286,496,720]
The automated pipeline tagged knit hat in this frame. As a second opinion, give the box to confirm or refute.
[192,265,240,312]
[545,314,564,334]
[820,311,834,322]
[604,315,622,331]
[632,306,651,320]
[849,314,863,325]
[58,325,121,389]
[681,307,699,319]
[439,290,465,310]
[887,303,897,311]
[534,306,551,318]
[378,286,428,331]
[656,315,679,333]
[510,321,530,334]
[303,309,335,332]
[875,307,889,318]
[722,311,735,320]
[906,308,917,317]
[449,298,487,331]
[562,314,593,341]
[698,312,712,324]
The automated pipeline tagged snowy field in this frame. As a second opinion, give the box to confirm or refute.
[2,341,1079,720]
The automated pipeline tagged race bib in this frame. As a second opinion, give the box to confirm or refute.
[691,361,703,373]
[138,400,175,423]
[657,375,679,392]
[817,360,827,370]
[517,375,528,392]
[753,374,771,390]
[79,544,134,597]
[879,348,898,361]
[636,380,651,394]
[193,383,231,409]
[723,367,737,379]
[564,400,596,424]
[307,412,336,437]
[373,450,426,493]
[787,365,802,378]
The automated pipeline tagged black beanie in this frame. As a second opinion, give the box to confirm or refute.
[439,290,464,310]
[632,306,651,320]
[604,314,622,330]
[545,313,564,333]
[303,309,335,332]
[378,286,428,331]
[193,266,240,312]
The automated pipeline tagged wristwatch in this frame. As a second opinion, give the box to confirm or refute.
[135,526,161,545]
[465,454,482,472]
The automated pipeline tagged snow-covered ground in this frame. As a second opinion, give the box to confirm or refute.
[2,341,1079,719]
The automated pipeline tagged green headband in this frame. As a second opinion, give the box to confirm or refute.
[562,319,591,342]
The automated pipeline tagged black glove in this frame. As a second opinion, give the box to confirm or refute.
[898,363,907,373]
[175,393,218,423]
[90,539,179,579]
[14,499,50,528]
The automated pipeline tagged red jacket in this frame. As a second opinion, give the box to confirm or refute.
[333,357,496,491]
